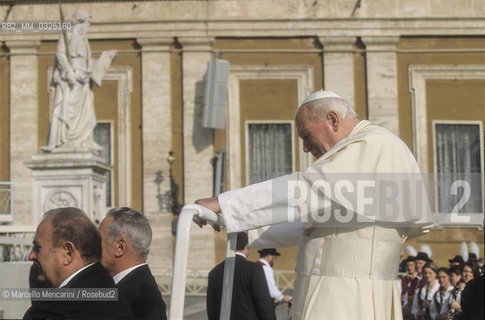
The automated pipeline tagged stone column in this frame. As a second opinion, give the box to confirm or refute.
[362,36,400,134]
[138,38,174,270]
[179,37,215,270]
[319,37,356,107]
[6,41,40,225]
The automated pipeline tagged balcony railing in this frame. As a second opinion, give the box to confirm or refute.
[152,268,294,296]
[0,225,35,262]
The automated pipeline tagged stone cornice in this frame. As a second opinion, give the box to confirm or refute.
[178,37,214,51]
[136,37,173,51]
[4,40,40,54]
[361,36,400,51]
[1,17,484,42]
[318,37,356,51]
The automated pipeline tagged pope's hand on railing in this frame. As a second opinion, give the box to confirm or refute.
[191,200,223,232]
[194,197,221,213]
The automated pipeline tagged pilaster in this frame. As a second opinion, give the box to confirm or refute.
[138,37,174,269]
[362,36,400,134]
[179,37,215,269]
[6,41,40,224]
[319,37,356,107]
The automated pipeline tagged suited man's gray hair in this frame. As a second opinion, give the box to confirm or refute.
[106,207,152,259]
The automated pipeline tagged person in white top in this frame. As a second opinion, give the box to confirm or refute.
[257,248,291,305]
[447,260,480,319]
[195,89,433,319]
[412,263,440,320]
[430,267,454,320]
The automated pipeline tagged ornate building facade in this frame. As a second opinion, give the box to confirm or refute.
[0,0,483,282]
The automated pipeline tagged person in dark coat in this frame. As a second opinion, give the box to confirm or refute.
[459,274,484,320]
[99,207,167,320]
[24,207,134,319]
[206,232,276,320]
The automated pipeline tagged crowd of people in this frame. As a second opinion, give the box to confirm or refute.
[399,246,484,320]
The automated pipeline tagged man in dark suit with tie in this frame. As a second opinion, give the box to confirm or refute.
[24,207,133,319]
[99,207,167,320]
[206,232,276,320]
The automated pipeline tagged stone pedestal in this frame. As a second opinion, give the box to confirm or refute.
[25,152,111,225]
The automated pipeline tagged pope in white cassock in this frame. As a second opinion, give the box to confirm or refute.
[196,90,433,320]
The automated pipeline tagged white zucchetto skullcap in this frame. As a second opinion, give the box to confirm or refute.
[300,89,341,106]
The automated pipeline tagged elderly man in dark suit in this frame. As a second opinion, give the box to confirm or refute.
[24,207,133,319]
[207,232,276,320]
[99,207,167,320]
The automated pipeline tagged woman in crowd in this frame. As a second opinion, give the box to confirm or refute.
[412,263,440,320]
[448,261,480,319]
[430,268,454,320]
[449,265,463,288]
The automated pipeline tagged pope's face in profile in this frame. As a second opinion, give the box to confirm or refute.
[296,105,339,159]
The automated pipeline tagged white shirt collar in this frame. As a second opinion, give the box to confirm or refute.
[59,263,95,288]
[113,263,147,284]
[258,258,270,267]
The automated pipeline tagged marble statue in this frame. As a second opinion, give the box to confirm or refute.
[41,9,117,153]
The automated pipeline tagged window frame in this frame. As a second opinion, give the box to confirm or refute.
[244,120,295,186]
[431,119,484,226]
[94,120,115,208]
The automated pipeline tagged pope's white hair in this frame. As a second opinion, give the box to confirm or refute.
[296,97,358,122]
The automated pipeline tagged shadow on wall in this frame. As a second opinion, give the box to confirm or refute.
[192,79,213,153]
[155,170,169,212]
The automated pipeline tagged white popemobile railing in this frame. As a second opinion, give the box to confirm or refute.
[169,204,237,320]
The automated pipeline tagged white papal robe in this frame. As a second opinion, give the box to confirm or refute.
[218,120,433,320]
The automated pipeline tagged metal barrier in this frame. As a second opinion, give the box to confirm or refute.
[169,204,234,320]
[152,268,294,297]
[0,182,14,222]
